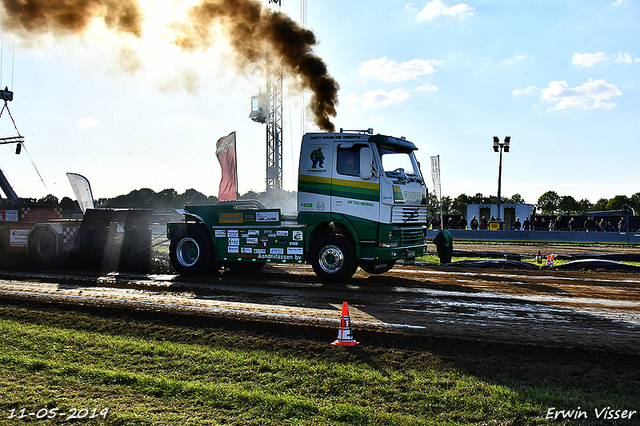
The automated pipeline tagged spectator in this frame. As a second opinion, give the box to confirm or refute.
[541,218,548,230]
[512,217,521,230]
[522,217,531,231]
[548,219,556,231]
[430,216,440,230]
[598,218,606,232]
[458,216,467,230]
[606,221,614,232]
[568,217,577,231]
[583,216,595,232]
[556,216,563,231]
[480,216,488,230]
[533,217,541,230]
[433,229,454,265]
[470,215,479,230]
[446,217,454,229]
[619,217,629,232]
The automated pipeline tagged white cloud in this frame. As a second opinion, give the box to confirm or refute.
[357,89,411,108]
[573,51,640,66]
[613,52,634,64]
[612,0,627,5]
[417,83,438,91]
[540,79,622,111]
[411,0,475,21]
[512,86,537,95]
[76,117,100,128]
[572,52,611,67]
[502,55,527,65]
[359,57,442,82]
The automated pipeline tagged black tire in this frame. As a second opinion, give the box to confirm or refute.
[310,234,357,282]
[28,227,58,269]
[169,226,218,276]
[359,260,396,274]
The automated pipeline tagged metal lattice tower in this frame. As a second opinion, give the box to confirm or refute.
[265,0,283,192]
[265,51,283,192]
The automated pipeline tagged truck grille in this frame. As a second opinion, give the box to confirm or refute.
[400,228,425,246]
[392,206,428,224]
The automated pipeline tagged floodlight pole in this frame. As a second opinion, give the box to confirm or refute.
[493,136,511,221]
[497,147,503,220]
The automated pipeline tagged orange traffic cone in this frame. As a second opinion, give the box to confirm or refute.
[332,302,359,346]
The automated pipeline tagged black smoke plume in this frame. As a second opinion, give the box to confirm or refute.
[1,0,143,37]
[173,0,339,132]
[1,0,339,131]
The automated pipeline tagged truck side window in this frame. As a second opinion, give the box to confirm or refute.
[337,147,361,176]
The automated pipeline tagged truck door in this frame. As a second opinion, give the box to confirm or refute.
[331,143,380,223]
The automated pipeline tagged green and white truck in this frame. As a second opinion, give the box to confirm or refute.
[167,129,429,281]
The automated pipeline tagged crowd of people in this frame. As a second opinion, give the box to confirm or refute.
[431,215,631,232]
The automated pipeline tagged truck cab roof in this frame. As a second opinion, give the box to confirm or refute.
[303,131,418,151]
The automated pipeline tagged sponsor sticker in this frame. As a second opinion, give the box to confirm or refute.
[228,230,239,238]
[256,211,280,222]
[228,238,240,246]
[246,237,258,245]
[214,230,226,238]
[219,212,243,223]
[228,246,239,254]
[9,229,28,247]
[287,247,303,255]
[270,248,284,255]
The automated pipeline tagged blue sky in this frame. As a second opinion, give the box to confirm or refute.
[0,0,638,206]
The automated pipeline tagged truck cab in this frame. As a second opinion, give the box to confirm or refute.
[298,129,428,279]
[167,129,429,282]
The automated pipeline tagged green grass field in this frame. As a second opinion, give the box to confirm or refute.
[1,304,638,425]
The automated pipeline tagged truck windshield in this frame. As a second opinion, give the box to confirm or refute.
[378,145,422,182]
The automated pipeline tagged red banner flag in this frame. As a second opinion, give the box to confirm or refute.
[216,132,237,201]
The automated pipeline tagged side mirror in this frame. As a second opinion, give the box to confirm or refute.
[359,148,372,180]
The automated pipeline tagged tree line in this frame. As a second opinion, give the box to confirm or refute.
[3,188,639,217]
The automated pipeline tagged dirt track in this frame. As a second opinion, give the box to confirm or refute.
[1,241,639,355]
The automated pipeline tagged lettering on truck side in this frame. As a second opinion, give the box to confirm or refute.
[347,200,375,207]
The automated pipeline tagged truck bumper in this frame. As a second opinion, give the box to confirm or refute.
[377,243,427,264]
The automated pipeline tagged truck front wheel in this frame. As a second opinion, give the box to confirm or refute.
[310,234,357,282]
[170,226,218,276]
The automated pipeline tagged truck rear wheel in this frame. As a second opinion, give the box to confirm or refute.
[359,260,396,274]
[311,234,357,282]
[169,226,218,276]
